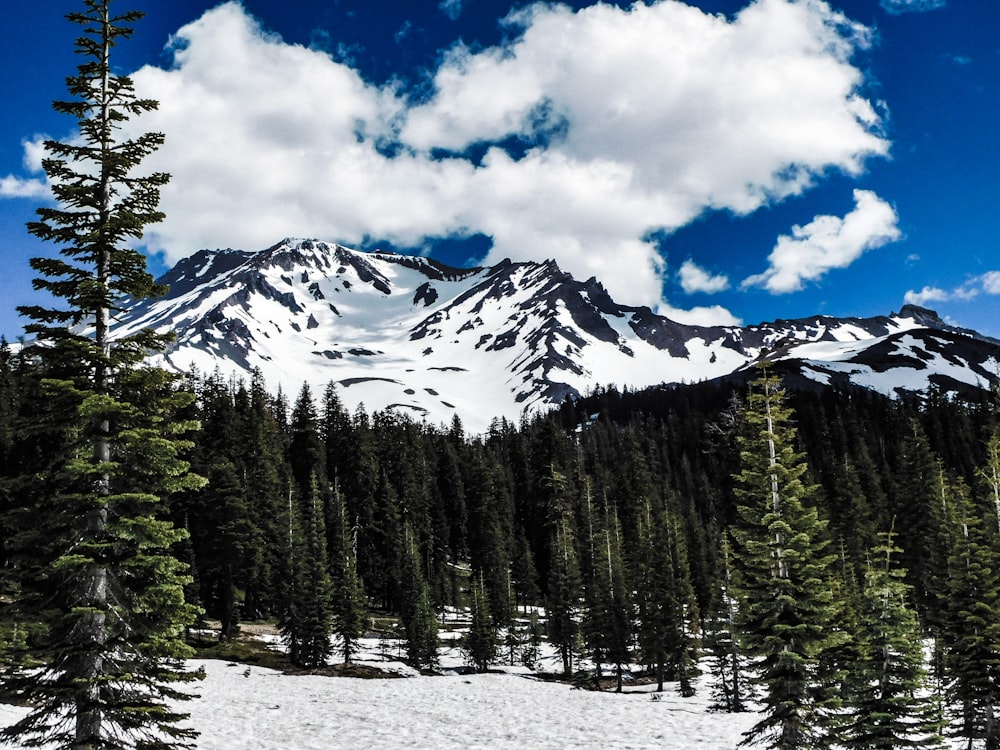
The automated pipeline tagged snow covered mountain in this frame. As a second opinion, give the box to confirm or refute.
[114,239,1000,432]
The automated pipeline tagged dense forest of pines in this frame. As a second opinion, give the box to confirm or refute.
[5,337,1000,747]
[5,2,1000,749]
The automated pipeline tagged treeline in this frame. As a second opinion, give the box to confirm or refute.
[4,338,1000,746]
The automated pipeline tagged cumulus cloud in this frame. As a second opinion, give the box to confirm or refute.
[983,271,1000,295]
[678,259,730,294]
[905,272,1000,306]
[38,0,884,316]
[656,302,742,327]
[0,136,50,198]
[904,286,951,306]
[742,190,901,294]
[0,175,48,199]
[403,0,886,216]
[880,0,946,14]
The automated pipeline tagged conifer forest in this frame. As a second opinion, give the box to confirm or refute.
[6,331,1000,748]
[4,2,1000,750]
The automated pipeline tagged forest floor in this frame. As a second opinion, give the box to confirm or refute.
[0,615,965,749]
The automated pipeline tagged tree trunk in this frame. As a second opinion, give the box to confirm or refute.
[76,417,110,748]
[77,4,115,743]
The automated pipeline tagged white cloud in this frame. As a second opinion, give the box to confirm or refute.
[131,4,451,251]
[0,175,48,198]
[678,259,730,294]
[0,136,50,198]
[403,0,886,219]
[907,272,1000,306]
[41,0,884,318]
[982,271,1000,295]
[655,301,742,327]
[953,284,980,301]
[904,286,950,306]
[880,0,946,15]
[742,190,901,294]
[20,135,47,173]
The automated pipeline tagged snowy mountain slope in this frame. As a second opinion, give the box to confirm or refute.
[113,239,1000,432]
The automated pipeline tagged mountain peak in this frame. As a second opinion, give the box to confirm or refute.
[113,240,1000,433]
[897,304,944,324]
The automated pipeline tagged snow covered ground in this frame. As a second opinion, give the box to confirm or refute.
[186,660,753,750]
[0,620,756,750]
[0,659,754,750]
[0,618,969,750]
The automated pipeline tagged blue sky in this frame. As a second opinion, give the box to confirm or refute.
[2,0,998,339]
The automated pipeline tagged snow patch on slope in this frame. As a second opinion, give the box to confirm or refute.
[111,241,999,432]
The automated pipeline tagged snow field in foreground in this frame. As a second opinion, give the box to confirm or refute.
[182,660,756,750]
[0,659,755,750]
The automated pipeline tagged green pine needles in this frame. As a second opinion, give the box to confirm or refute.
[843,527,942,749]
[730,367,845,750]
[1,2,204,748]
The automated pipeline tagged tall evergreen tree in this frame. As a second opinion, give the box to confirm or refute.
[730,368,844,750]
[637,498,699,695]
[281,388,333,668]
[980,430,1000,538]
[465,572,498,673]
[510,530,540,614]
[0,3,203,748]
[581,487,632,692]
[398,523,438,670]
[281,473,334,669]
[465,447,514,626]
[320,381,352,487]
[891,427,953,627]
[328,478,367,664]
[844,529,942,749]
[544,466,582,676]
[239,371,293,620]
[193,459,253,642]
[705,535,752,712]
[942,484,1000,749]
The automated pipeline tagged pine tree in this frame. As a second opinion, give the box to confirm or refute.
[196,459,253,642]
[464,446,514,628]
[239,371,293,620]
[706,535,752,712]
[511,531,540,614]
[544,466,582,676]
[398,523,438,670]
[637,499,699,695]
[329,478,367,664]
[278,386,334,668]
[980,430,1000,539]
[320,381,352,488]
[843,528,942,749]
[891,427,953,627]
[581,488,632,692]
[280,471,333,669]
[1,3,203,748]
[465,572,498,673]
[730,367,845,750]
[942,484,1000,749]
[0,339,15,476]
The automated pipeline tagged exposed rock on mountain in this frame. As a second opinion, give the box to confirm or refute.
[113,239,1000,432]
